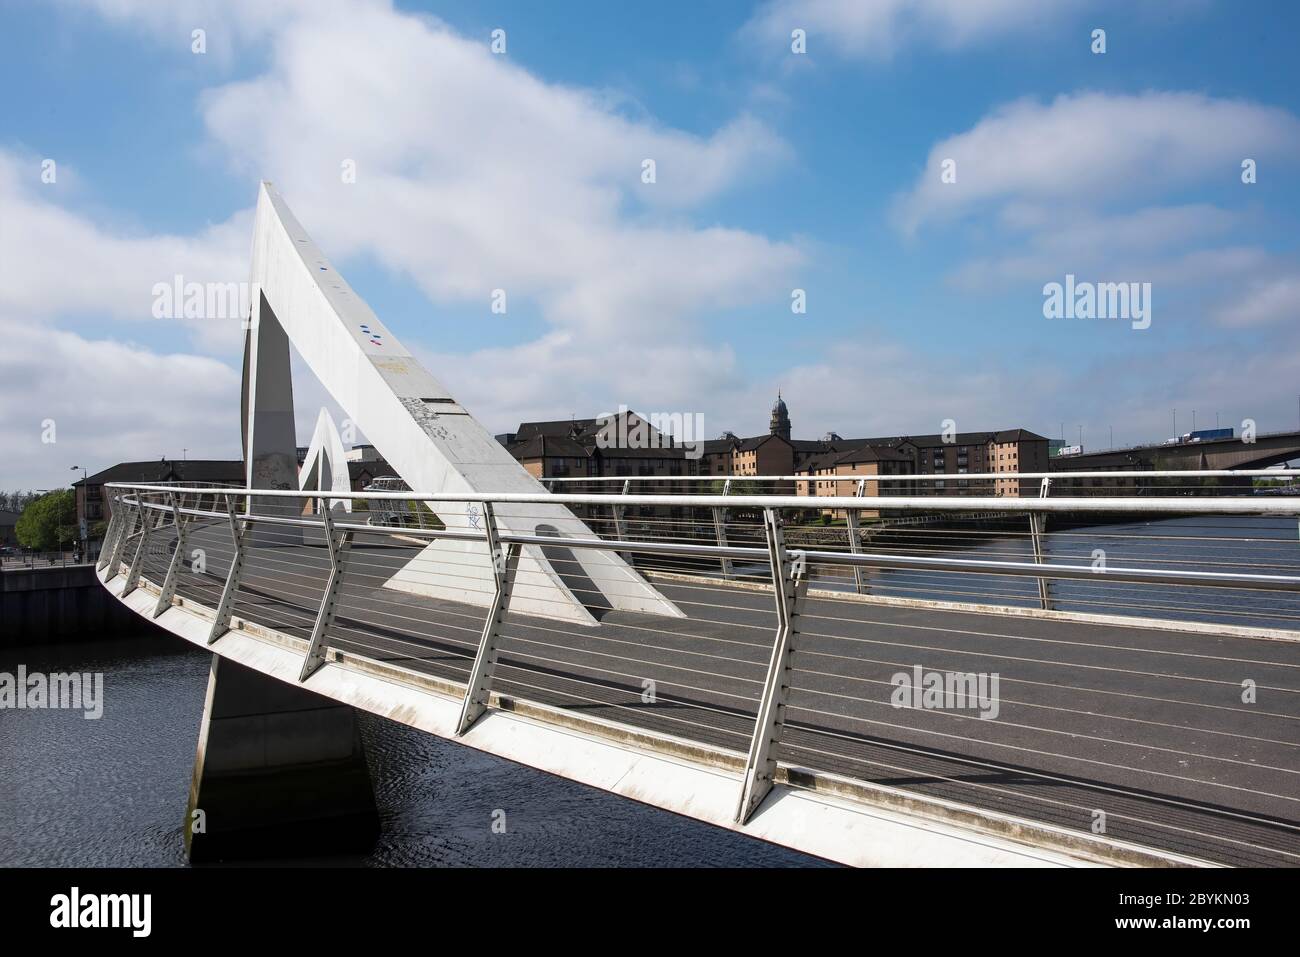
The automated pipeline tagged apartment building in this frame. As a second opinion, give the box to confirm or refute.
[73,459,245,532]
[701,434,739,477]
[886,429,1049,496]
[732,434,796,486]
[500,410,703,522]
[797,445,914,518]
[501,411,699,480]
[988,428,1050,496]
[502,397,1049,515]
[502,433,593,481]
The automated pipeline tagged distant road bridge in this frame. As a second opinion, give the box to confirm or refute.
[91,184,1300,867]
[1053,431,1300,473]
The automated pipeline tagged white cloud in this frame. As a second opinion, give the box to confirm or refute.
[1215,275,1300,327]
[742,0,1083,61]
[896,92,1300,339]
[949,203,1247,290]
[32,0,1297,489]
[753,333,1300,455]
[417,333,742,436]
[191,4,800,338]
[896,92,1300,235]
[10,1,804,489]
[0,317,241,489]
[58,0,319,63]
[0,150,250,350]
[0,144,260,488]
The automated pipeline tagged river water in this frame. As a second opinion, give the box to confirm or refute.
[806,514,1300,631]
[0,637,825,867]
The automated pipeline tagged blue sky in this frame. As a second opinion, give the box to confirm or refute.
[2,0,1299,489]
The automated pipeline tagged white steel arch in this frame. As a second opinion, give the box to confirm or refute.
[241,182,682,625]
[299,408,352,512]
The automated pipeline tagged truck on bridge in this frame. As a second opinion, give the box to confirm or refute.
[1166,427,1235,445]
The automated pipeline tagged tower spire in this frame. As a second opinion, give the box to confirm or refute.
[769,391,791,441]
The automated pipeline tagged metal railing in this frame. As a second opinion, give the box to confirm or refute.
[0,548,88,570]
[543,470,1300,607]
[100,478,1300,866]
[545,467,1300,498]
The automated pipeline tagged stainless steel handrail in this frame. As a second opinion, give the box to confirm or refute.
[106,482,1300,514]
[112,485,1300,591]
[544,468,1300,482]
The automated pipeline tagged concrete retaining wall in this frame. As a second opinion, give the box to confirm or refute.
[0,565,155,645]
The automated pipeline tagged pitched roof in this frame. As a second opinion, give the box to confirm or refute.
[833,446,913,465]
[505,435,591,459]
[833,435,908,450]
[992,428,1048,443]
[902,431,996,448]
[798,445,912,472]
[78,460,244,487]
[736,433,793,452]
[797,451,842,473]
[788,438,833,452]
[347,461,388,481]
[514,418,594,440]
[513,410,674,448]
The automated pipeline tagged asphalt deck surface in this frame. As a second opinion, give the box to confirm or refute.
[127,521,1300,867]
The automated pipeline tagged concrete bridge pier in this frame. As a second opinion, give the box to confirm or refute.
[185,654,379,863]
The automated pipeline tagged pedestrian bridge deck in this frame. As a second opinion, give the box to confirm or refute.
[133,523,1300,868]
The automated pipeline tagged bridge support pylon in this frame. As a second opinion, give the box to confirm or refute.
[185,655,379,863]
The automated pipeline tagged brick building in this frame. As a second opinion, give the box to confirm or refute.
[73,459,246,531]
[501,397,1050,517]
[796,445,914,517]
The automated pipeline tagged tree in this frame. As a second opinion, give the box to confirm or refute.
[0,489,39,513]
[16,489,77,551]
[707,479,766,496]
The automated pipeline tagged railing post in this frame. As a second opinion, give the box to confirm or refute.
[714,478,733,580]
[208,493,251,645]
[612,478,630,560]
[300,497,354,681]
[105,495,136,577]
[96,501,124,572]
[153,492,190,617]
[1030,477,1053,610]
[457,502,520,735]
[846,478,867,594]
[121,494,154,598]
[735,507,807,824]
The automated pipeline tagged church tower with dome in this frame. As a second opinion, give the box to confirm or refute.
[769,391,791,440]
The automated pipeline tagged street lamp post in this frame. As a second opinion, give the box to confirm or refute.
[70,466,87,564]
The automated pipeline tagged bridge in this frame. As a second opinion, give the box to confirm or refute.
[1052,432,1300,473]
[94,184,1300,867]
